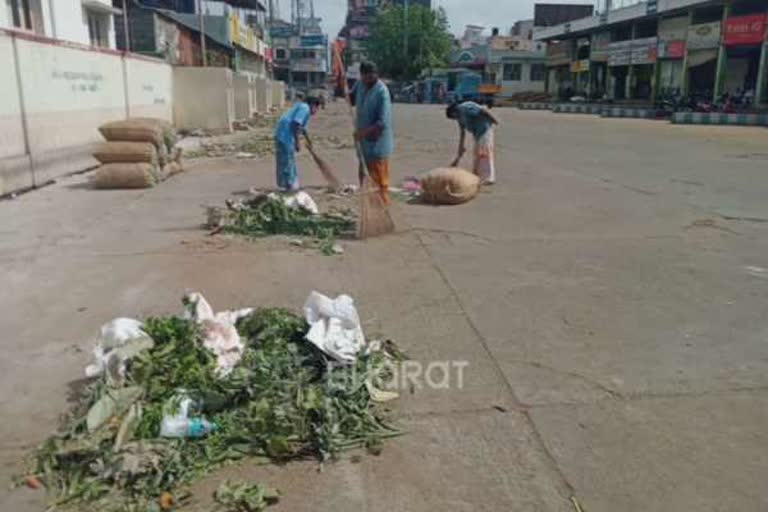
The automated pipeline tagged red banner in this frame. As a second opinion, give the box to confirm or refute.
[724,14,767,46]
[665,40,686,59]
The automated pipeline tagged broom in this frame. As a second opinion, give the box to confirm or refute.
[355,138,395,239]
[333,41,394,239]
[303,133,342,190]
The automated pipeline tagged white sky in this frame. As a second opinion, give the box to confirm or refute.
[273,0,610,40]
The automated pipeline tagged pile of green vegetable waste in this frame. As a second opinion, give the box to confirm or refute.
[208,193,355,255]
[25,304,402,511]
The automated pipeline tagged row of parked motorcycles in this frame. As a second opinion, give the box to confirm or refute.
[656,89,756,114]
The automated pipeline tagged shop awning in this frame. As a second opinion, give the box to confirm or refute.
[688,49,718,68]
[81,1,122,15]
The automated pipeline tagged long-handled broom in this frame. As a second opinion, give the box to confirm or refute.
[355,138,395,239]
[303,133,342,190]
[332,41,394,239]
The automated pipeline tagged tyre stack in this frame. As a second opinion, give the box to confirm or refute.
[92,118,184,189]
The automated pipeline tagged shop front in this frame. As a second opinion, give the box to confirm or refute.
[608,40,632,99]
[547,40,573,98]
[571,59,591,96]
[572,38,591,96]
[631,37,658,100]
[657,16,689,97]
[686,21,721,97]
[590,31,611,98]
[721,13,767,101]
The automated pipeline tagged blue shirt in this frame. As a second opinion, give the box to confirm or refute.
[275,102,311,146]
[457,101,492,139]
[354,80,394,160]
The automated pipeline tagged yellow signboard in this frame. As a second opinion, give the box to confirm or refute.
[570,59,590,73]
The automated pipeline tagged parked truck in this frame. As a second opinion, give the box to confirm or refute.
[448,72,501,107]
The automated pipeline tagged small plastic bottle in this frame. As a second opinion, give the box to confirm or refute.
[160,396,218,438]
[160,416,218,438]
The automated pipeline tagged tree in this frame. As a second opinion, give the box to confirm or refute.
[365,6,453,81]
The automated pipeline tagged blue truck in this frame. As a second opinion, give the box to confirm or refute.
[447,72,501,107]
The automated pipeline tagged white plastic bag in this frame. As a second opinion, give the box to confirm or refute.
[183,292,253,376]
[267,191,319,215]
[304,291,365,364]
[85,318,154,385]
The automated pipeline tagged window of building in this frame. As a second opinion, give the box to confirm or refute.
[503,63,522,81]
[530,63,547,81]
[291,49,318,60]
[275,48,287,60]
[87,11,110,48]
[7,0,44,33]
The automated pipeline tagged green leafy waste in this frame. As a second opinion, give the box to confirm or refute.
[214,480,279,512]
[28,308,402,511]
[216,194,355,254]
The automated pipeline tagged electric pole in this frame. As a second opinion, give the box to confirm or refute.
[198,0,207,66]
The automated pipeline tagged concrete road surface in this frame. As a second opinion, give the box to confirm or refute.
[1,103,767,512]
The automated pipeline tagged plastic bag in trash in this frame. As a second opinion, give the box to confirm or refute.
[267,191,319,215]
[303,291,366,364]
[183,292,253,376]
[85,318,154,386]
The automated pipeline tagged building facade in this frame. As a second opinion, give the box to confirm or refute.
[537,0,768,105]
[115,0,269,76]
[270,17,329,91]
[1,0,122,48]
[446,38,548,98]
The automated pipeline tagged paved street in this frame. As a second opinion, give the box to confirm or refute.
[2,103,768,511]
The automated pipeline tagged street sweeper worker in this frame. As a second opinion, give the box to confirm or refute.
[274,96,322,191]
[446,101,499,184]
[351,61,394,204]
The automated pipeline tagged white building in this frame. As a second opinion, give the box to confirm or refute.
[460,24,486,49]
[1,0,123,49]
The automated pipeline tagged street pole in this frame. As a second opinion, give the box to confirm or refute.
[198,0,207,66]
[122,0,131,52]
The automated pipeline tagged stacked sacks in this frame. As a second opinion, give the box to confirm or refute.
[420,167,481,205]
[92,118,184,189]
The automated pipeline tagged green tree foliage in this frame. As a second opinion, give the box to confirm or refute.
[365,6,453,81]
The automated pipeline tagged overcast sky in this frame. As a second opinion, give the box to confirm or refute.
[273,0,609,40]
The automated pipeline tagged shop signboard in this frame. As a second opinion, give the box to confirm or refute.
[608,40,631,67]
[687,22,721,50]
[657,40,686,59]
[547,41,571,67]
[631,37,658,65]
[724,14,767,46]
[570,59,590,73]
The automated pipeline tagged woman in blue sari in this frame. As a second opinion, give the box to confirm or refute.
[273,96,321,190]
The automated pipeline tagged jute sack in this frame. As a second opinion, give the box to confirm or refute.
[99,119,165,148]
[420,167,481,205]
[93,142,158,165]
[128,117,178,151]
[92,163,159,189]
